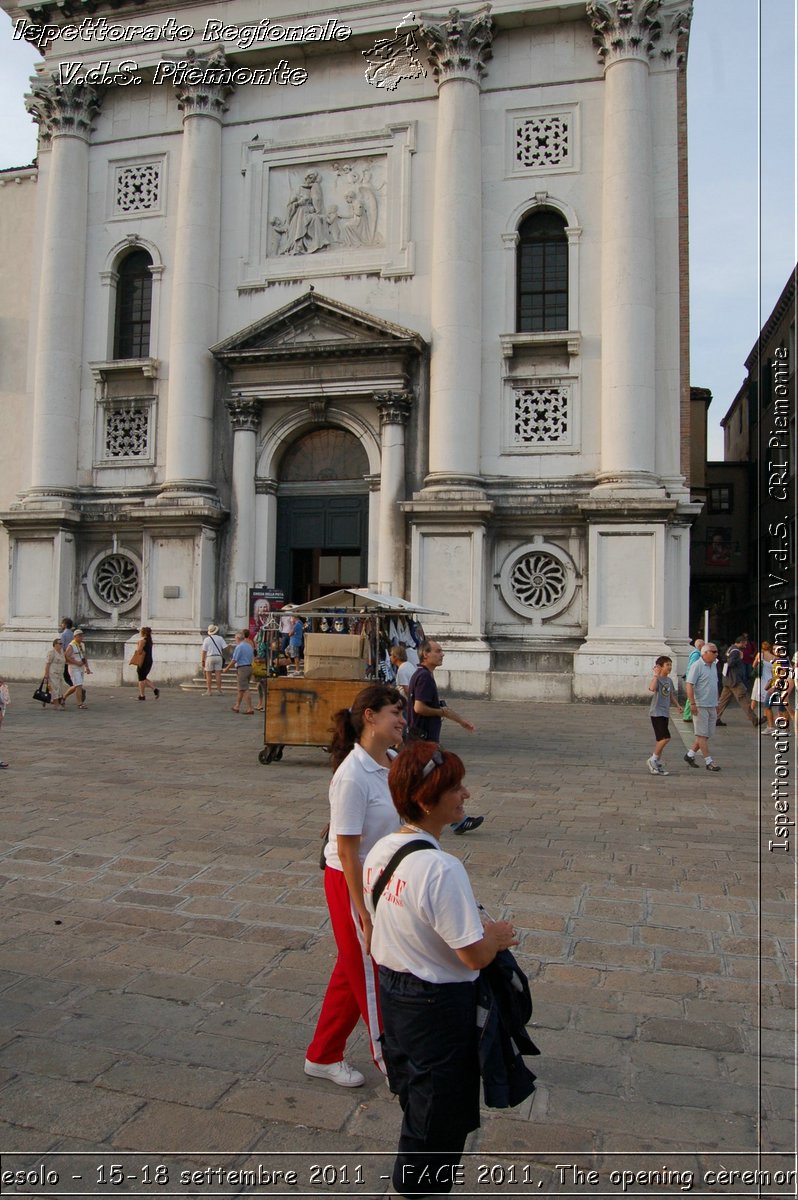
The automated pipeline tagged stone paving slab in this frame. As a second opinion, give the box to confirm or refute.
[0,685,793,1195]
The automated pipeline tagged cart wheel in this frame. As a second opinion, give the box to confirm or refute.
[258,747,274,765]
[273,746,284,761]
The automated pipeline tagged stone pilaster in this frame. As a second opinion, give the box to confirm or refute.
[24,76,102,499]
[418,7,494,489]
[226,396,259,624]
[375,392,411,596]
[161,52,234,501]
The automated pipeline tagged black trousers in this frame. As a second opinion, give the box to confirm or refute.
[379,966,480,1198]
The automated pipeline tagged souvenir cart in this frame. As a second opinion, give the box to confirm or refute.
[258,589,444,764]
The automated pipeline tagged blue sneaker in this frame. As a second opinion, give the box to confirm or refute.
[452,815,484,834]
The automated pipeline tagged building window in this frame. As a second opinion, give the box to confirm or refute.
[279,427,368,482]
[114,250,153,359]
[708,485,733,513]
[516,210,568,332]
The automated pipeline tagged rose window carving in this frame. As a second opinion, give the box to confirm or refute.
[92,553,140,609]
[515,115,571,170]
[498,541,578,621]
[509,552,567,609]
[115,163,161,214]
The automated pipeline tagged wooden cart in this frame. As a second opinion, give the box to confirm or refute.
[259,588,444,764]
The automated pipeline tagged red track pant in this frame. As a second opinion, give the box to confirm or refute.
[306,865,384,1070]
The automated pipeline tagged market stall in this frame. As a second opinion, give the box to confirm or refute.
[258,589,444,764]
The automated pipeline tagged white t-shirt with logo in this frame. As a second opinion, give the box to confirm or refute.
[364,831,484,984]
[324,743,399,871]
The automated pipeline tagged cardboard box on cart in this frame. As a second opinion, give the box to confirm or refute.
[303,633,366,680]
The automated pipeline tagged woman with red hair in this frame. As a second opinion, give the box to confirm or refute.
[364,742,517,1197]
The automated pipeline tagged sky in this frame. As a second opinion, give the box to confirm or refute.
[1,0,796,462]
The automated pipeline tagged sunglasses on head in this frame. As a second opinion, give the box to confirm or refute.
[421,748,444,779]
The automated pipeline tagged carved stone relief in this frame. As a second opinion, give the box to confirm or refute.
[269,159,385,258]
[241,124,415,285]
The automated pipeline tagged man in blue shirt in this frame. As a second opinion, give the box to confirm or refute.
[407,640,484,833]
[225,629,256,715]
[684,643,722,771]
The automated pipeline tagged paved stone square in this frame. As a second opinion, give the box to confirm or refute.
[0,685,793,1195]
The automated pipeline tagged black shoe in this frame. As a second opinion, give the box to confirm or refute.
[715,719,727,726]
[0,762,8,769]
[706,762,721,772]
[154,688,160,699]
[452,815,484,834]
[683,754,700,768]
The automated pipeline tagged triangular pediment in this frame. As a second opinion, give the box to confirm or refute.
[212,290,425,361]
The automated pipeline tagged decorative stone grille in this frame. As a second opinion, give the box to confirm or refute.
[105,405,150,458]
[115,163,161,214]
[513,386,569,445]
[514,114,571,170]
[93,553,140,608]
[509,551,567,609]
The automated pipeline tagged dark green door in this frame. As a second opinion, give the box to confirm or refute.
[275,493,368,602]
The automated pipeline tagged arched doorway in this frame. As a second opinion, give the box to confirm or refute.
[275,427,370,602]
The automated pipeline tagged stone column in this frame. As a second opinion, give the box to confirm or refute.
[587,0,663,489]
[161,53,234,500]
[376,392,412,596]
[24,78,101,498]
[226,397,259,623]
[418,7,493,488]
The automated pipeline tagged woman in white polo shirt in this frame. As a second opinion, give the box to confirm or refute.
[304,683,406,1089]
[364,742,517,1197]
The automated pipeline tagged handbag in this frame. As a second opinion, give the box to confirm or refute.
[252,658,269,680]
[33,678,52,706]
[129,648,145,668]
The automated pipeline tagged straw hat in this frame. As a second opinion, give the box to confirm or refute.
[207,624,219,635]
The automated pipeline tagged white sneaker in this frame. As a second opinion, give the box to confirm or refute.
[647,757,660,775]
[304,1058,365,1087]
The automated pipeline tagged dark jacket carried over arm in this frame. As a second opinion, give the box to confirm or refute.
[476,948,540,1109]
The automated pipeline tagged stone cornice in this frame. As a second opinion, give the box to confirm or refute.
[418,5,494,86]
[25,75,102,141]
[173,50,235,118]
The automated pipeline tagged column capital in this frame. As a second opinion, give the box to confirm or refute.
[587,0,693,68]
[25,75,102,142]
[226,396,259,432]
[375,391,412,427]
[418,6,494,86]
[174,50,235,118]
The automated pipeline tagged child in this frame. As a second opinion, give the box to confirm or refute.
[0,677,9,768]
[647,656,679,775]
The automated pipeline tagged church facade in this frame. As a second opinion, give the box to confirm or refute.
[0,0,698,697]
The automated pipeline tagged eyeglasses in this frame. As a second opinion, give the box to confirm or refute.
[421,748,444,779]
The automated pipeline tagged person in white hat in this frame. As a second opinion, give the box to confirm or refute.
[201,625,228,696]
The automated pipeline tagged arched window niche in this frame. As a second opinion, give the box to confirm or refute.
[517,208,568,332]
[114,248,153,359]
[500,194,581,362]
